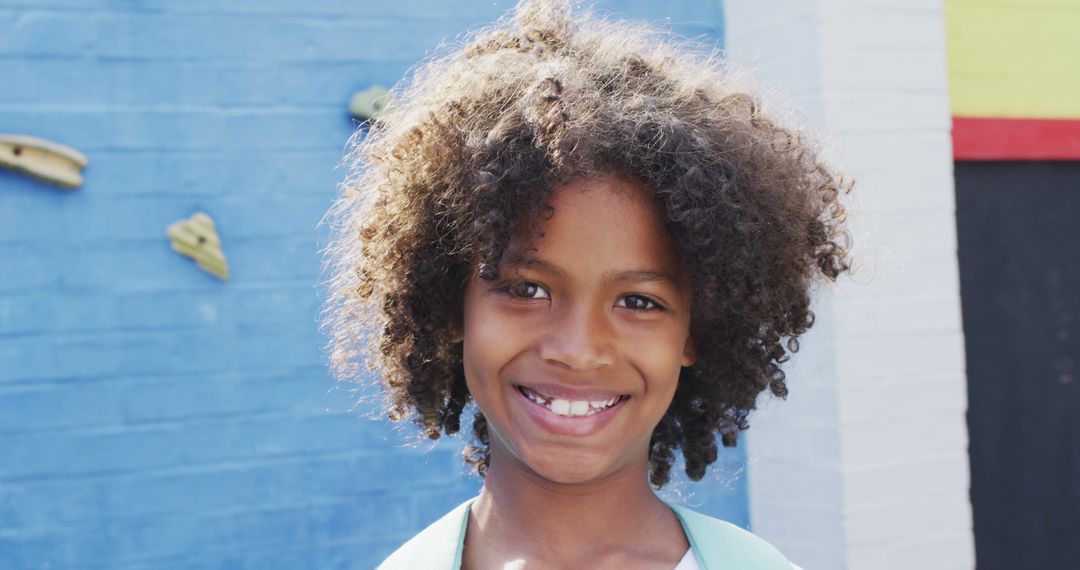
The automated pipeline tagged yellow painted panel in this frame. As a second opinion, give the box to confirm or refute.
[946,0,1080,118]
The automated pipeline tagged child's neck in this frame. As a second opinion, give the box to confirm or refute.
[463,453,690,568]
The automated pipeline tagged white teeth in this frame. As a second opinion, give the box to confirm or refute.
[521,387,622,417]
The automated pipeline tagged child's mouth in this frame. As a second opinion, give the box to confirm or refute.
[516,385,628,417]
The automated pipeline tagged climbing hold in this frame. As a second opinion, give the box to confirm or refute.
[349,86,394,123]
[166,212,230,282]
[0,134,88,189]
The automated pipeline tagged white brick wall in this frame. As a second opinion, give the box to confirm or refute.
[725,0,976,568]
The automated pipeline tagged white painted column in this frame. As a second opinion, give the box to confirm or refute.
[724,1,976,569]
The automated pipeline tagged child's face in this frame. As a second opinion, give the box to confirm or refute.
[461,176,696,485]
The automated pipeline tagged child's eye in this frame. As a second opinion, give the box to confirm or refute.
[617,294,664,311]
[506,281,550,300]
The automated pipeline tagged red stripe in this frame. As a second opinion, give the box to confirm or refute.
[952,117,1080,160]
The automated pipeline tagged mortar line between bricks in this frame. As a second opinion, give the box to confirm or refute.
[0,407,341,437]
[0,363,329,390]
[0,286,326,303]
[0,369,334,392]
[0,52,436,65]
[0,229,328,243]
[35,519,414,567]
[843,489,974,514]
[0,448,394,486]
[0,281,328,298]
[0,6,467,24]
[0,53,419,66]
[0,493,405,536]
[821,86,950,96]
[105,536,404,568]
[842,451,968,472]
[0,379,329,399]
[0,103,344,113]
[0,282,328,297]
[39,144,349,153]
[53,147,344,157]
[838,409,967,427]
[0,320,320,341]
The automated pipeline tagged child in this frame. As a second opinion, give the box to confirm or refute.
[323,1,851,567]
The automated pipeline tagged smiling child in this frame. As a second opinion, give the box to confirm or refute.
[323,1,851,568]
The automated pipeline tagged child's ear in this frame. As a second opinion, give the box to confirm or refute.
[681,335,696,367]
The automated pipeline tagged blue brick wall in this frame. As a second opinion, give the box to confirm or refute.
[0,1,740,567]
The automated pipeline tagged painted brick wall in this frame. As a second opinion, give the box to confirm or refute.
[0,2,737,567]
[726,0,976,568]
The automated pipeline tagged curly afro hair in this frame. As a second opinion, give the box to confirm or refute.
[323,0,852,488]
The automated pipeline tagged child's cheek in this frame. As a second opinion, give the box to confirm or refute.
[617,322,688,391]
[460,288,539,405]
[613,308,690,353]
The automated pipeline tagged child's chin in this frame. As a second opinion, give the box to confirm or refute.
[519,452,620,485]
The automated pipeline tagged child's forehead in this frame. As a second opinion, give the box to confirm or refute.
[514,173,665,230]
[500,176,687,278]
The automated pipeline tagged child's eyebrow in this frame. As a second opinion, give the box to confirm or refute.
[508,256,681,289]
[606,269,681,288]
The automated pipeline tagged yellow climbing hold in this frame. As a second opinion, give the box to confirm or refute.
[166,212,230,282]
[349,85,394,123]
[0,134,88,189]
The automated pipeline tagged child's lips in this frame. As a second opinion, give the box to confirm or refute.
[514,384,628,437]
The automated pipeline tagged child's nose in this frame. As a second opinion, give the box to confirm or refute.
[537,303,616,371]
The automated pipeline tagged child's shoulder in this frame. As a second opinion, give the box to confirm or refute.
[377,498,473,570]
[667,502,798,570]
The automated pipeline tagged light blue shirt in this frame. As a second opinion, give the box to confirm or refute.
[378,497,795,569]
